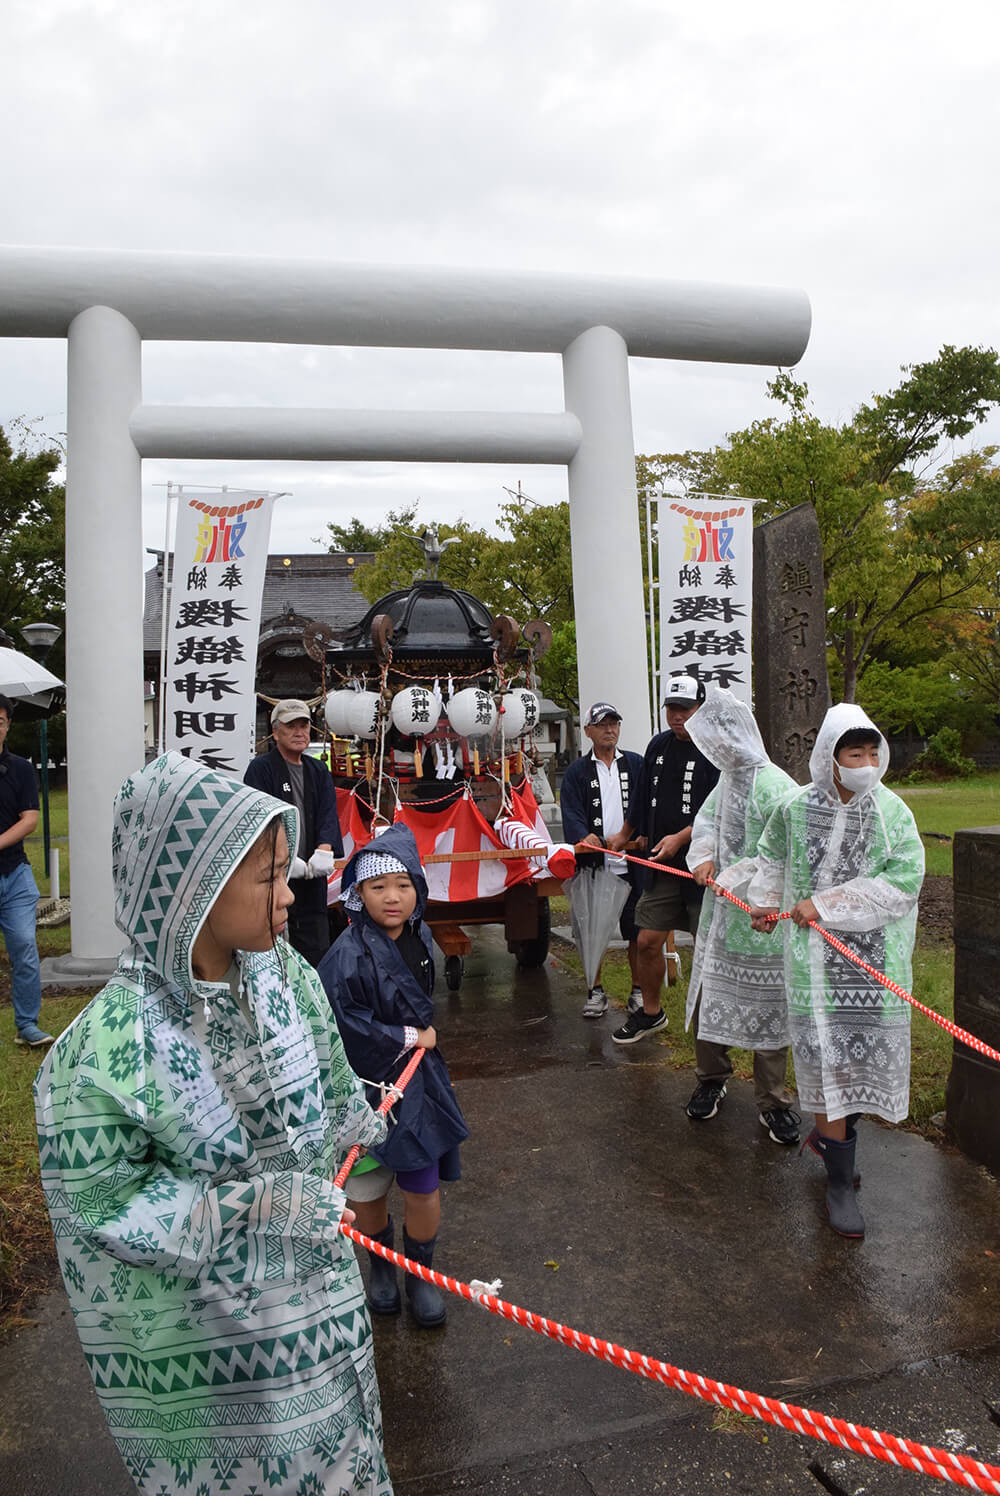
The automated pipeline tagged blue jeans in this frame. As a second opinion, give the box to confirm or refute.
[0,862,42,1031]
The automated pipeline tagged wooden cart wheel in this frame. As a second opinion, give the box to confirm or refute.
[445,955,464,991]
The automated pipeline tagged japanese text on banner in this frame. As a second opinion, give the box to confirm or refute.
[657,499,755,717]
[164,490,277,775]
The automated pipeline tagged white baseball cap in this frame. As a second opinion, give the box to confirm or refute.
[663,675,702,706]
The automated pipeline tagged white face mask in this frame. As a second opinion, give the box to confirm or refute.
[836,763,879,795]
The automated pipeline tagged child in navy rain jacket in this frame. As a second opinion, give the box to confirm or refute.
[318,823,468,1327]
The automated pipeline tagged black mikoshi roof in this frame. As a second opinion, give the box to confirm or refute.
[334,579,499,662]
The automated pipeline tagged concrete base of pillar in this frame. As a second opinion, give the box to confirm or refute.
[41,954,118,989]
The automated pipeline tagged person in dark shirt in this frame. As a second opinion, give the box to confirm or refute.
[0,694,51,1047]
[611,675,719,1045]
[244,699,342,966]
[559,702,644,1018]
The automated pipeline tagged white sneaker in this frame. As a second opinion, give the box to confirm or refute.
[582,986,609,1018]
[626,988,643,1015]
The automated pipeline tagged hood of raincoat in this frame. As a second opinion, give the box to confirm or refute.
[685,687,769,773]
[339,821,429,923]
[809,702,889,799]
[112,750,299,991]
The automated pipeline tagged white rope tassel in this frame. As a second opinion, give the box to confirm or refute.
[469,1277,503,1306]
[357,1076,406,1111]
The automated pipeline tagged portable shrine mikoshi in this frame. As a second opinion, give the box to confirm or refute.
[320,570,573,990]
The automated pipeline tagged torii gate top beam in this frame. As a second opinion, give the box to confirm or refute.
[0,245,810,364]
[1,244,811,970]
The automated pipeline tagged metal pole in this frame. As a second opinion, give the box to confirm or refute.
[646,491,658,729]
[39,715,50,879]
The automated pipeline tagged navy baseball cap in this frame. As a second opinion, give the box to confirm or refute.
[585,702,622,725]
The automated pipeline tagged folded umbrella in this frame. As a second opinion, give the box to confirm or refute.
[566,864,630,991]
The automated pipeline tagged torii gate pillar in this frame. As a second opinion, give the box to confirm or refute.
[65,306,144,963]
[563,325,648,738]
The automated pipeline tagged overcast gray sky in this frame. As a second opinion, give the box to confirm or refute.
[3,0,999,560]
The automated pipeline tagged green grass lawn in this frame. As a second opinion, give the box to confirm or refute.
[22,784,70,897]
[895,770,1000,876]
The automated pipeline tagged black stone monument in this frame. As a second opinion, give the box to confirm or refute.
[752,502,829,784]
[946,825,1000,1176]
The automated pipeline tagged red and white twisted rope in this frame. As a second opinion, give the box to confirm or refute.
[340,1223,1000,1492]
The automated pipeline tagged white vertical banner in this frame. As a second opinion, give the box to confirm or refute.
[657,497,755,720]
[164,488,279,775]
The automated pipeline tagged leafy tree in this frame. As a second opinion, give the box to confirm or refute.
[0,420,67,759]
[0,422,65,634]
[347,498,579,708]
[321,503,419,554]
[855,659,987,741]
[639,347,1000,704]
[351,514,498,602]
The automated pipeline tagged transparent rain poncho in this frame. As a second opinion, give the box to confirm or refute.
[747,704,924,1123]
[685,689,798,1050]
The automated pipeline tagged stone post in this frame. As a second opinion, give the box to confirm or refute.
[752,502,829,783]
[946,826,1000,1175]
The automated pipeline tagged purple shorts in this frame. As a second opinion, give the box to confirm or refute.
[395,1162,441,1194]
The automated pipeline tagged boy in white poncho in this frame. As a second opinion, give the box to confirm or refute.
[684,688,799,1143]
[748,705,924,1240]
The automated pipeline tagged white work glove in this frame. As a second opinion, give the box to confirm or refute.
[307,848,336,879]
[289,856,310,880]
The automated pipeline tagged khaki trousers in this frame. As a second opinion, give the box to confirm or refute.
[692,998,793,1112]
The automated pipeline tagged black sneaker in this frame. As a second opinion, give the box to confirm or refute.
[611,1008,667,1045]
[686,1080,727,1120]
[759,1108,801,1145]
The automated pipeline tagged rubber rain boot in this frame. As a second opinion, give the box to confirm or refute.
[817,1133,866,1239]
[800,1121,861,1188]
[366,1218,401,1315]
[403,1230,447,1328]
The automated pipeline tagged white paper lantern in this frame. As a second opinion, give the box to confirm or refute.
[347,690,382,739]
[390,684,441,736]
[324,689,358,736]
[500,689,541,739]
[446,686,498,738]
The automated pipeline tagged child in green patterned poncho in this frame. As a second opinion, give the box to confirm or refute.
[748,705,924,1242]
[34,752,394,1496]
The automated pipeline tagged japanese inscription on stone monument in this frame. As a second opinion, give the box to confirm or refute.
[752,502,828,783]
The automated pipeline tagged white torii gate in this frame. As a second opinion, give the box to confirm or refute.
[0,246,810,972]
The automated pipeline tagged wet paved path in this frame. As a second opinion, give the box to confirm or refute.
[3,929,1000,1495]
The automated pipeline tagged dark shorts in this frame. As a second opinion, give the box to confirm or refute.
[635,874,704,935]
[347,1143,462,1201]
[619,880,639,943]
